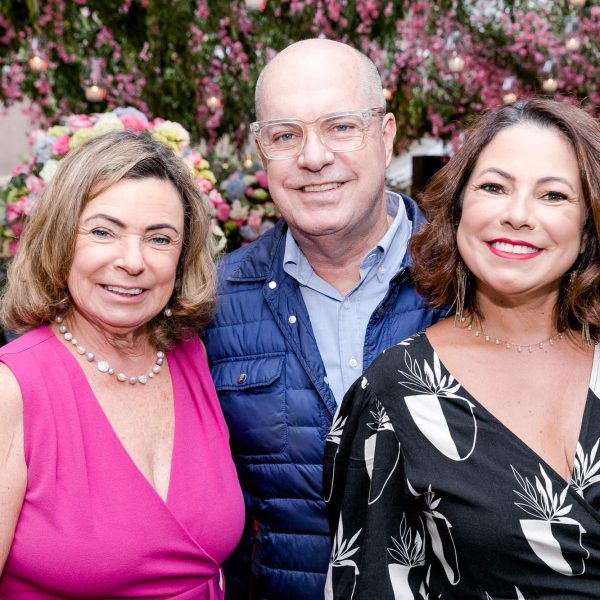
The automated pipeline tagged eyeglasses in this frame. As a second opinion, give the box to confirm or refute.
[250,107,386,160]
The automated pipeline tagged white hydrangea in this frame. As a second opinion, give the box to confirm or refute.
[40,159,60,183]
[152,120,191,153]
[92,113,125,134]
[229,199,249,221]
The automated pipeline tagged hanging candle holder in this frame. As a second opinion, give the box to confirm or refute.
[445,30,465,74]
[28,36,48,72]
[501,77,517,104]
[206,95,222,109]
[83,57,107,102]
[564,18,583,52]
[244,0,266,10]
[448,51,465,73]
[541,60,559,94]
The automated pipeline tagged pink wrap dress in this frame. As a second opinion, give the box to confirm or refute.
[0,326,244,599]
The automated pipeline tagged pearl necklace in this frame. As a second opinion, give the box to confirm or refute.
[460,318,563,353]
[55,316,165,384]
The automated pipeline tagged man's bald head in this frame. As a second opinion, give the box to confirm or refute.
[254,39,385,121]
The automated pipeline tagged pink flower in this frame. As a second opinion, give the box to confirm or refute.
[8,239,20,257]
[10,221,23,238]
[245,186,254,197]
[187,150,202,168]
[65,114,93,131]
[197,178,213,193]
[208,189,224,204]
[25,175,45,194]
[254,170,268,188]
[216,203,231,221]
[52,135,70,156]
[119,114,148,132]
[28,128,46,146]
[12,164,29,177]
[247,212,262,229]
[6,197,28,222]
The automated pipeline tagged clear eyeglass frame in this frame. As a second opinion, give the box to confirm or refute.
[250,107,386,160]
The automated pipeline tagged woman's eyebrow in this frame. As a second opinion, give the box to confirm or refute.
[82,214,179,233]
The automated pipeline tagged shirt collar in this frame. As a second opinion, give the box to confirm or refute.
[284,191,409,285]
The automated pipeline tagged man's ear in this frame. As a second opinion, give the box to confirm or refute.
[382,113,397,168]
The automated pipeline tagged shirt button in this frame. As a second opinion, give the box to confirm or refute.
[378,266,386,274]
[237,373,247,384]
[343,300,352,310]
[348,358,358,369]
[288,315,297,324]
[268,281,277,289]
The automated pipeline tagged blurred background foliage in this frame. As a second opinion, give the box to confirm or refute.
[0,0,598,153]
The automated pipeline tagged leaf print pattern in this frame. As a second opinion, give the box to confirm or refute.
[387,514,426,599]
[400,350,477,461]
[513,465,589,576]
[408,480,460,585]
[388,514,426,566]
[512,465,573,521]
[325,514,362,600]
[325,408,348,502]
[571,439,600,498]
[395,336,417,348]
[365,400,400,504]
[398,349,461,396]
[327,410,347,446]
[367,401,394,434]
[324,334,600,599]
[417,566,431,599]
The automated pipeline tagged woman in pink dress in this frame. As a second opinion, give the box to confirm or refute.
[0,130,244,599]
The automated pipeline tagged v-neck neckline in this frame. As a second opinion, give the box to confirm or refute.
[421,332,599,489]
[49,326,178,505]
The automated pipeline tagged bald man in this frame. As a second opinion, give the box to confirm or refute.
[204,39,443,599]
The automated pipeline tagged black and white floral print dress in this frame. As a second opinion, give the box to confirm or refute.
[324,332,600,599]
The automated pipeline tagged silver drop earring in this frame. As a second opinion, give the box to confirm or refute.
[164,306,173,318]
[455,261,467,324]
[582,322,591,344]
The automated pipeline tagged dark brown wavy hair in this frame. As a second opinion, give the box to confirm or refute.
[1,129,216,349]
[409,97,600,341]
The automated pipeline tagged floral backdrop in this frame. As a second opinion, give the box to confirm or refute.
[0,0,598,152]
[0,0,598,265]
[0,107,278,263]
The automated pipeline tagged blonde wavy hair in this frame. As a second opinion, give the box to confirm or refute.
[1,129,216,349]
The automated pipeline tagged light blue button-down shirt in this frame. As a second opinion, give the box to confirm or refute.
[283,191,412,404]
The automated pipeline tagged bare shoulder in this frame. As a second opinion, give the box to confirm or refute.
[0,362,23,424]
[0,362,26,572]
[424,316,457,346]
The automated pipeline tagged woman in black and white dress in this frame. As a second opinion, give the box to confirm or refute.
[324,98,600,599]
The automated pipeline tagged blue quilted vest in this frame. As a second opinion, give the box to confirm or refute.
[204,195,444,600]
